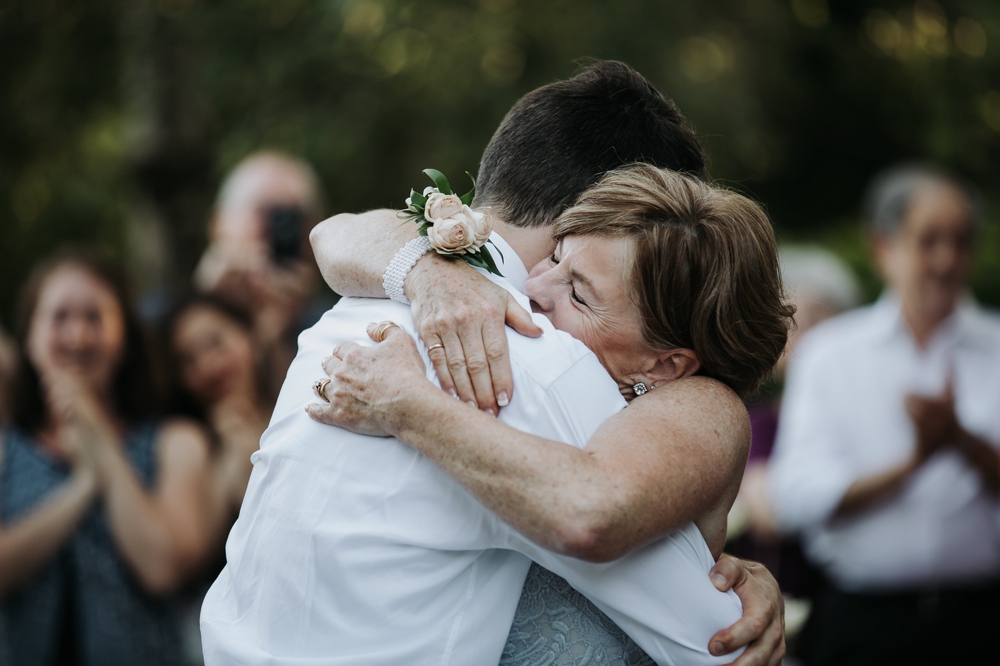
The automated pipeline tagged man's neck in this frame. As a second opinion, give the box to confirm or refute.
[492,220,556,273]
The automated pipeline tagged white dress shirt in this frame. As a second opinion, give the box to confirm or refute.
[769,293,1000,591]
[201,232,743,665]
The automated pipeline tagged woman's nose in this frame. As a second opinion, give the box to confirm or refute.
[63,317,96,349]
[523,277,554,313]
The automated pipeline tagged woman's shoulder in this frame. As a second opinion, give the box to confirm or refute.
[630,376,750,452]
[154,418,213,468]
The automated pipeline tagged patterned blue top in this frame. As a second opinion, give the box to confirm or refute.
[0,423,185,666]
[502,563,655,666]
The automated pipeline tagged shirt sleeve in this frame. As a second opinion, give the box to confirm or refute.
[491,355,745,665]
[768,334,857,531]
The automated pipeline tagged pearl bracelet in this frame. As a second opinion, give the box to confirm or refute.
[382,236,434,305]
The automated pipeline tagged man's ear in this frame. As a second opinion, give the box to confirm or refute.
[647,348,701,387]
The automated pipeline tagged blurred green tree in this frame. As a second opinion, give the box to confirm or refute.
[1,0,998,325]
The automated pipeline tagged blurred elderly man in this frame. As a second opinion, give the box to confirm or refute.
[194,152,329,397]
[769,165,1000,666]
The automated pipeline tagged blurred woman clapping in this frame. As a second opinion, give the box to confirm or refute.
[0,254,214,666]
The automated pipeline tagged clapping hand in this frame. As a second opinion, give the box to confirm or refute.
[905,379,961,463]
[41,371,111,483]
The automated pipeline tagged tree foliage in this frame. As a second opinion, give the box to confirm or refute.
[1,0,998,323]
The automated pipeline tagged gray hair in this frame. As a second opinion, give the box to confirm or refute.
[779,246,860,314]
[863,163,980,238]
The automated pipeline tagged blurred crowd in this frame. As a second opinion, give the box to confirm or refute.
[0,151,332,665]
[0,156,997,665]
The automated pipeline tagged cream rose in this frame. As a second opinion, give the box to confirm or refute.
[424,192,465,224]
[467,206,492,245]
[427,216,477,255]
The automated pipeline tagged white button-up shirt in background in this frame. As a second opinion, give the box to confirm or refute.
[769,294,1000,591]
[201,233,743,666]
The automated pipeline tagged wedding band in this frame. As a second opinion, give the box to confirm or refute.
[313,379,332,403]
[373,321,399,342]
[426,343,444,353]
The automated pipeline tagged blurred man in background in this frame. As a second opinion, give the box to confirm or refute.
[769,165,1000,665]
[194,152,329,398]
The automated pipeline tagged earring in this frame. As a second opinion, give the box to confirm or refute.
[632,382,648,396]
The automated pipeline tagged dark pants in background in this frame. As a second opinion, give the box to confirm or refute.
[798,579,999,666]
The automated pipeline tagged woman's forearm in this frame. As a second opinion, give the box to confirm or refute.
[833,458,919,519]
[0,471,96,597]
[387,379,740,563]
[391,388,622,560]
[309,210,418,297]
[97,445,195,594]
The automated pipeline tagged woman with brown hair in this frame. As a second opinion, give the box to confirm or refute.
[308,164,794,664]
[0,253,215,665]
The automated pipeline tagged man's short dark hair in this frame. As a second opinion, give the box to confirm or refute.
[474,60,708,228]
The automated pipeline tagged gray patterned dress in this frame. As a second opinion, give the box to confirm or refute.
[501,563,655,666]
[0,423,185,666]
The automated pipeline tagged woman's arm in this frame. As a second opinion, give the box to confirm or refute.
[310,326,749,563]
[92,418,215,595]
[0,437,98,597]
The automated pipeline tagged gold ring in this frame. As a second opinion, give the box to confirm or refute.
[426,343,444,353]
[312,379,332,403]
[373,321,399,342]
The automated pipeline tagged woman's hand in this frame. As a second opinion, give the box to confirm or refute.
[708,555,786,666]
[306,322,431,437]
[405,255,541,415]
[41,370,116,479]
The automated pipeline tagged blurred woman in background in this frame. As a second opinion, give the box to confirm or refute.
[0,253,215,666]
[167,294,269,526]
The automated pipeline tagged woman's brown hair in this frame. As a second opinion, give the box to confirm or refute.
[10,251,161,432]
[553,164,794,398]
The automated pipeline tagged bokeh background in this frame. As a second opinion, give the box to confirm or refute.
[2,0,998,323]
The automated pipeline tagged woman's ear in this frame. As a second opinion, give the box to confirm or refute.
[647,348,701,387]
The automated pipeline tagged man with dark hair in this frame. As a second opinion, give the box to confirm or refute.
[203,61,784,666]
[476,60,708,228]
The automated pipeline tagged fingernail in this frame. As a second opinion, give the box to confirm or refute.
[483,408,495,417]
[449,389,458,398]
[711,641,724,655]
[467,401,476,408]
[497,392,509,407]
[322,356,331,365]
[711,573,727,589]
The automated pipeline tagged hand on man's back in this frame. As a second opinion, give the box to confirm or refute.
[404,254,542,415]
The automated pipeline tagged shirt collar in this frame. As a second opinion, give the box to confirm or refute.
[487,231,529,292]
[871,290,988,351]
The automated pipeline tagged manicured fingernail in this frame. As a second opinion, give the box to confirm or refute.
[711,641,724,655]
[711,574,727,588]
[449,389,458,398]
[322,356,331,365]
[497,392,509,407]
[467,401,476,408]
[483,408,495,417]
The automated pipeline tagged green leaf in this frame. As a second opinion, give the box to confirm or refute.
[487,238,503,263]
[460,172,476,206]
[479,246,503,276]
[410,189,427,207]
[417,225,429,237]
[423,168,452,195]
